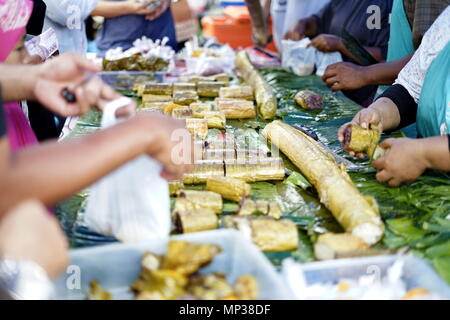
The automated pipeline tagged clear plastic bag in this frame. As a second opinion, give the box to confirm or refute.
[281,38,316,76]
[84,98,171,243]
[315,51,343,77]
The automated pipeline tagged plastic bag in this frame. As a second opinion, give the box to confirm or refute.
[281,38,316,76]
[315,51,343,77]
[84,97,171,243]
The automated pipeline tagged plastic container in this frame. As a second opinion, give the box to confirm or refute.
[53,230,290,300]
[282,255,450,299]
[98,71,166,91]
[201,6,277,51]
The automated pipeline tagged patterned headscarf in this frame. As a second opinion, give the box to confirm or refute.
[0,0,33,62]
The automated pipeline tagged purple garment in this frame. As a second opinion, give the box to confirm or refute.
[96,6,178,57]
[313,0,393,107]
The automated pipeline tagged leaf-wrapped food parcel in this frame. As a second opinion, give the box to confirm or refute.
[183,160,225,184]
[219,85,254,100]
[197,81,226,98]
[178,190,223,214]
[294,90,324,110]
[238,198,281,219]
[235,51,277,120]
[262,121,384,245]
[343,124,381,158]
[185,118,208,140]
[225,158,285,182]
[224,216,298,251]
[172,107,193,119]
[141,83,173,96]
[175,208,218,234]
[173,91,198,105]
[190,102,213,118]
[173,82,196,93]
[203,111,226,129]
[142,94,172,103]
[206,176,251,202]
[216,98,256,119]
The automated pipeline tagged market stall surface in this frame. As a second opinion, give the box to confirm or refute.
[56,68,450,286]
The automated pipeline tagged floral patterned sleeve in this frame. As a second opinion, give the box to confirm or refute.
[394,7,450,103]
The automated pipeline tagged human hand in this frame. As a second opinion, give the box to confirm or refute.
[125,0,159,15]
[145,0,171,21]
[0,200,69,280]
[32,53,135,117]
[322,62,368,91]
[309,34,343,53]
[372,138,428,187]
[139,114,194,180]
[338,108,383,158]
[284,20,308,41]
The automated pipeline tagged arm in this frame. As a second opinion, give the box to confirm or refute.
[0,113,191,214]
[323,55,413,91]
[283,15,318,41]
[91,0,155,18]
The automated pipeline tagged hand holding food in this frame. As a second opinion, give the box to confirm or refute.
[371,138,429,187]
[309,34,343,53]
[342,123,381,159]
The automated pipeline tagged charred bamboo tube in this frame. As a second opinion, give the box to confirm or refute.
[185,118,208,140]
[169,181,184,196]
[141,83,173,96]
[178,190,223,214]
[172,107,193,119]
[142,94,172,103]
[244,0,270,47]
[190,102,213,118]
[294,90,324,110]
[235,51,277,119]
[173,91,198,105]
[197,81,225,98]
[216,98,256,119]
[224,216,298,251]
[224,158,285,182]
[183,160,225,184]
[238,198,281,219]
[206,176,251,203]
[175,208,218,234]
[173,82,196,93]
[219,86,254,100]
[262,121,384,245]
[343,124,381,158]
[313,233,370,261]
[204,111,226,129]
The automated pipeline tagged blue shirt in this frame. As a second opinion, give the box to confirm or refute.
[96,2,178,57]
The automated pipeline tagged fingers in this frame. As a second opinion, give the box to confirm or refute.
[337,122,351,144]
[371,157,385,170]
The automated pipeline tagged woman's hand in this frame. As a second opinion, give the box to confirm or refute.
[338,107,383,158]
[309,34,343,53]
[323,62,368,91]
[145,0,171,21]
[138,114,194,181]
[371,138,429,187]
[32,53,136,117]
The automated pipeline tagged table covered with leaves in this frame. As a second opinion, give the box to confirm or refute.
[55,68,450,285]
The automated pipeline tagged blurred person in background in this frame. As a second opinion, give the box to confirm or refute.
[96,0,178,56]
[261,0,330,52]
[284,0,393,107]
[42,0,161,54]
[0,200,69,300]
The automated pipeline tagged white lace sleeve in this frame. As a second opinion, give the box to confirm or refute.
[394,7,450,103]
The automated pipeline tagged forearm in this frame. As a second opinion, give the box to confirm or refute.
[420,136,450,172]
[0,65,39,102]
[0,115,157,214]
[91,0,133,18]
[364,54,413,86]
[369,97,401,131]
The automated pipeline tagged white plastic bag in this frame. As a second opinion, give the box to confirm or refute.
[315,51,343,77]
[281,38,316,76]
[84,97,171,243]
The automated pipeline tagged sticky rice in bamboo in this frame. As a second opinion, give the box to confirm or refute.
[262,121,384,245]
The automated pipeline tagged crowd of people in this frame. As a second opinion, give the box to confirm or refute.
[0,0,448,299]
